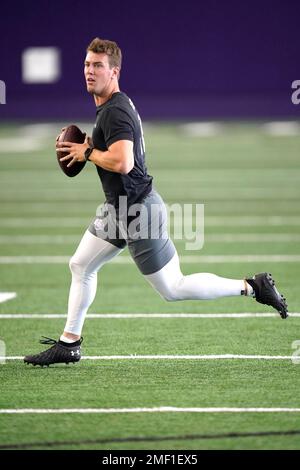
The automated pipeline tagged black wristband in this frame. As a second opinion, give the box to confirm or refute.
[84,146,94,161]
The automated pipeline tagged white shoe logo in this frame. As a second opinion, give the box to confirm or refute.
[71,350,80,356]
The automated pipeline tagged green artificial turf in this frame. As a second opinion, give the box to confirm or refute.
[0,122,299,450]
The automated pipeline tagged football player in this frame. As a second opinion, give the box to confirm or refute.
[24,38,288,366]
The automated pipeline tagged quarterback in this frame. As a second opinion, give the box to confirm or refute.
[24,38,288,366]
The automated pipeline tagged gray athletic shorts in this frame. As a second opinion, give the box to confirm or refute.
[88,189,176,275]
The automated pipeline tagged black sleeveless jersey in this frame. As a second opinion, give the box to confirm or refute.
[92,92,153,208]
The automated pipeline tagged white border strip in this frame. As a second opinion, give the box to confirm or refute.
[0,313,299,319]
[3,355,295,361]
[0,407,299,414]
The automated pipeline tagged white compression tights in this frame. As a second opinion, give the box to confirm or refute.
[145,251,245,301]
[64,231,246,335]
[64,230,123,335]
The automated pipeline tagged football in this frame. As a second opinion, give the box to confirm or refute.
[56,124,87,177]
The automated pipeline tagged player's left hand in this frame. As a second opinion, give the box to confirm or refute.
[56,141,89,167]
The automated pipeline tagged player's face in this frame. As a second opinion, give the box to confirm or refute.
[84,52,117,96]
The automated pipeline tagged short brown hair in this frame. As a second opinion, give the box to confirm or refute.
[87,37,122,70]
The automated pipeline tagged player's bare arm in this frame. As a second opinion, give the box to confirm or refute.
[57,139,134,174]
[89,140,134,174]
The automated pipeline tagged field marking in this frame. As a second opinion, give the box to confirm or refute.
[0,137,43,153]
[205,234,300,243]
[0,218,89,228]
[2,429,300,449]
[181,121,300,137]
[2,355,295,361]
[180,122,223,137]
[261,121,300,136]
[0,313,299,319]
[1,215,300,227]
[0,293,17,304]
[206,216,300,227]
[1,188,300,200]
[1,233,300,244]
[0,407,300,414]
[1,255,300,264]
[0,235,79,244]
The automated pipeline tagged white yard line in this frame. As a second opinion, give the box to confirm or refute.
[0,313,299,319]
[0,407,300,414]
[206,216,300,226]
[1,233,300,244]
[1,188,299,199]
[2,355,295,361]
[0,256,70,264]
[1,216,300,227]
[0,255,300,264]
[0,293,17,304]
[0,218,89,228]
[0,235,79,244]
[205,234,300,242]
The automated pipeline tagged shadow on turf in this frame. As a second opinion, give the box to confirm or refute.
[1,430,300,449]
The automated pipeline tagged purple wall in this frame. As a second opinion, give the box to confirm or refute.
[0,0,299,120]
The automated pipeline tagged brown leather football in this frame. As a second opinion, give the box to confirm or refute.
[56,125,87,177]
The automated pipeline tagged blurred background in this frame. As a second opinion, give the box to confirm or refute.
[0,0,299,120]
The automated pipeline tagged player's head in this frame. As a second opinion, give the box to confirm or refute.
[85,38,122,96]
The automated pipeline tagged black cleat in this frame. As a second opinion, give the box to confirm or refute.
[246,272,288,319]
[24,336,83,367]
